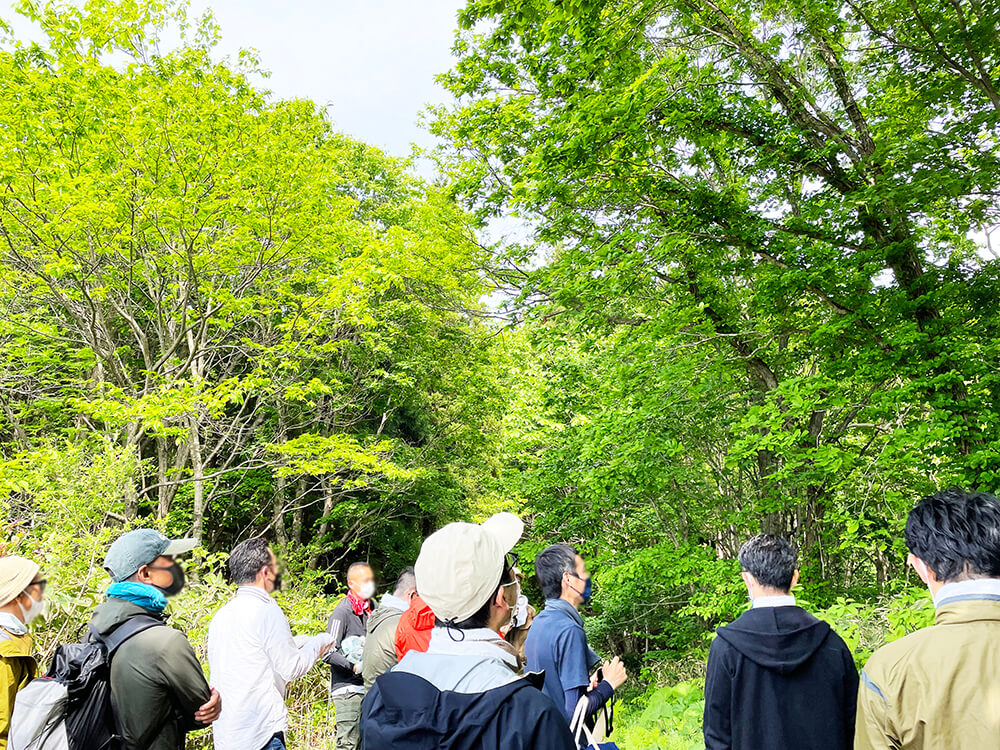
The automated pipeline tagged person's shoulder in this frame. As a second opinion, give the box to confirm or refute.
[863,624,937,678]
[139,621,196,656]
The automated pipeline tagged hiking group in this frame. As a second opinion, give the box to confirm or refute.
[0,487,998,750]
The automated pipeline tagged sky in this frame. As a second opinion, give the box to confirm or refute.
[183,0,467,166]
[2,0,469,170]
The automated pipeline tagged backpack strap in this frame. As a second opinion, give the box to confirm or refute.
[91,614,166,656]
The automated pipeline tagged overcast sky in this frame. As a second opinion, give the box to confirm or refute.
[185,0,467,165]
[2,0,468,169]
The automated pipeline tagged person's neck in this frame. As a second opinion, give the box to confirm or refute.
[0,602,24,623]
[559,592,581,610]
[753,586,791,599]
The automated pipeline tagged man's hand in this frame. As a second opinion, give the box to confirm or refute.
[319,640,336,658]
[603,657,628,691]
[353,661,363,675]
[195,688,222,724]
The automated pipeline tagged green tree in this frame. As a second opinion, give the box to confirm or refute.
[436,0,1000,599]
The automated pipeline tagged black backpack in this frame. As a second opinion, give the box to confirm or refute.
[10,614,165,750]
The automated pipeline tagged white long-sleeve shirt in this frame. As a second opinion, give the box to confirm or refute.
[208,585,335,750]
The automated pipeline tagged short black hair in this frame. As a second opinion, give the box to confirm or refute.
[905,488,1000,582]
[229,537,272,585]
[738,534,797,591]
[535,544,579,600]
[436,562,514,630]
[393,566,417,597]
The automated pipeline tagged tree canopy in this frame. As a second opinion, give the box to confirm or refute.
[1,0,998,745]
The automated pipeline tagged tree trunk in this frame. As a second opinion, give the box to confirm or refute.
[272,472,288,547]
[272,410,288,546]
[188,413,205,541]
[292,476,307,546]
[309,478,336,570]
[156,436,171,519]
[124,422,143,518]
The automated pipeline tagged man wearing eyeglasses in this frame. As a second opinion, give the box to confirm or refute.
[0,556,46,750]
[526,545,628,737]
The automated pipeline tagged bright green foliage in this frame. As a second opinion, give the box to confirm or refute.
[1,0,998,745]
[435,0,1000,664]
[617,680,705,750]
[0,0,510,579]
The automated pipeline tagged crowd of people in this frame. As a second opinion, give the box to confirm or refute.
[0,487,998,750]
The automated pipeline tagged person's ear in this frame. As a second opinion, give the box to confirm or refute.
[791,570,800,589]
[908,553,935,585]
[740,571,754,591]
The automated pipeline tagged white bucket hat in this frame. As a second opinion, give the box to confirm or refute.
[415,512,523,623]
[0,556,40,607]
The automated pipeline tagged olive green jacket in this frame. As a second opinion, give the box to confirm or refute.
[0,627,35,750]
[856,597,1000,750]
[362,598,406,690]
[90,598,211,750]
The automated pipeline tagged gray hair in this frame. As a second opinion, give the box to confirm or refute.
[393,566,416,597]
[229,537,272,585]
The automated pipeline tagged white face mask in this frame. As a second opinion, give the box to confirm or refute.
[358,581,376,601]
[512,593,529,628]
[18,591,46,625]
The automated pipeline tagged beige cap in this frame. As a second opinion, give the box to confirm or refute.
[0,556,40,607]
[415,512,523,623]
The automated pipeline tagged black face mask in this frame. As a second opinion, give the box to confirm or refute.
[271,573,283,591]
[149,563,186,597]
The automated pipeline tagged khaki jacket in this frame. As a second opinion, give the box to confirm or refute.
[363,601,405,690]
[856,598,1000,750]
[0,627,36,750]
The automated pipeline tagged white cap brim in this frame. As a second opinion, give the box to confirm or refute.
[481,513,523,553]
[163,538,198,556]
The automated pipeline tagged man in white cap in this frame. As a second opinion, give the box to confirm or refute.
[90,529,221,750]
[0,556,45,750]
[360,513,576,750]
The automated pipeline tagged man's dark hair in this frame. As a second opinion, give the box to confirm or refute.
[905,488,1000,582]
[229,537,272,585]
[738,534,797,591]
[535,544,580,600]
[393,566,417,597]
[436,562,515,630]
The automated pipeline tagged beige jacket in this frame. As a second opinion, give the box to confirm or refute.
[856,593,1000,750]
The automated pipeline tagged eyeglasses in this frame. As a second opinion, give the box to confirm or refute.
[29,580,47,593]
[506,552,519,569]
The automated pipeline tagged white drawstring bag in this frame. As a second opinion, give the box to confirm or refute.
[569,695,620,750]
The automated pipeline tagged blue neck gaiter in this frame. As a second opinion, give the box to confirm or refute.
[106,582,168,613]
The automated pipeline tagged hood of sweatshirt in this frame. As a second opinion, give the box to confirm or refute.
[716,606,831,675]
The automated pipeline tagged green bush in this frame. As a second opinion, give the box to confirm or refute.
[616,680,704,750]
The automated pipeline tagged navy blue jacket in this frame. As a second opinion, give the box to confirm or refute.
[361,669,576,750]
[703,605,859,750]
